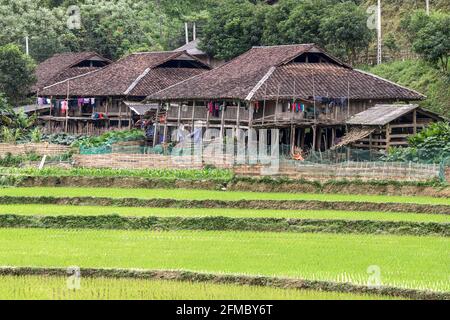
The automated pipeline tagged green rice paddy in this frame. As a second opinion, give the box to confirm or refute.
[0,228,448,292]
[1,187,448,205]
[0,275,396,300]
[0,204,448,223]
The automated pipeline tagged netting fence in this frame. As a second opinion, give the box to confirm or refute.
[76,142,449,182]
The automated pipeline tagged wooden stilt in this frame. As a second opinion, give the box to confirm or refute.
[290,124,295,153]
[317,127,322,151]
[191,101,196,131]
[331,127,336,147]
[220,102,225,138]
[312,125,317,151]
[300,128,306,149]
[153,103,161,147]
[163,102,170,143]
[118,100,122,129]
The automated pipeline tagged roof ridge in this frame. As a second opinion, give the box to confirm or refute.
[245,66,277,101]
[42,65,107,90]
[252,43,315,49]
[124,68,151,95]
[131,50,177,55]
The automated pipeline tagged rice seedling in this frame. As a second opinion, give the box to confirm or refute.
[0,204,447,223]
[0,187,448,205]
[0,275,397,300]
[0,229,448,292]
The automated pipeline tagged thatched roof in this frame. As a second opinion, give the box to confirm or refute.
[33,52,111,92]
[148,44,426,102]
[40,51,209,98]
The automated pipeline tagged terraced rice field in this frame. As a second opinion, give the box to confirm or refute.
[1,187,448,205]
[0,186,448,299]
[0,228,448,292]
[0,275,396,300]
[0,204,447,223]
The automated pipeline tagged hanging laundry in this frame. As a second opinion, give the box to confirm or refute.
[90,98,95,105]
[37,97,44,105]
[60,101,68,113]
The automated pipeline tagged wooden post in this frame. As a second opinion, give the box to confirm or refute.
[413,109,417,134]
[65,81,69,133]
[206,103,210,130]
[317,127,322,151]
[191,100,196,131]
[331,127,336,147]
[128,106,132,129]
[300,128,306,149]
[236,101,241,131]
[163,102,170,143]
[220,102,225,138]
[118,100,122,129]
[107,97,111,129]
[236,101,241,140]
[385,124,391,150]
[153,103,161,147]
[177,104,182,127]
[290,124,296,153]
[248,102,254,131]
[312,125,317,151]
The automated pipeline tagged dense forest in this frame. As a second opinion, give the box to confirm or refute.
[0,0,449,115]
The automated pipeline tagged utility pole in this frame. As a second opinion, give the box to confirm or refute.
[25,36,29,55]
[426,0,430,15]
[377,0,382,65]
[193,22,197,41]
[185,22,189,44]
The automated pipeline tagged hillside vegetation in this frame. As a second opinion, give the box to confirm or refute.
[367,60,450,117]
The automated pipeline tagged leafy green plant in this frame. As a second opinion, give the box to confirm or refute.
[74,129,145,151]
[30,128,42,143]
[384,122,450,164]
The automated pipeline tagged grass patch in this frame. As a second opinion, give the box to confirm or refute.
[0,228,448,292]
[0,187,448,205]
[0,204,448,223]
[0,167,233,181]
[0,274,396,300]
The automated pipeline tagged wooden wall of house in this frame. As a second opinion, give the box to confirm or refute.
[351,109,441,150]
[252,99,394,125]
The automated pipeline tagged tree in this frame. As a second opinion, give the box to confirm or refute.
[0,0,68,62]
[319,1,373,65]
[277,0,330,46]
[402,10,450,73]
[63,0,165,60]
[0,44,36,106]
[200,0,266,60]
[261,0,297,45]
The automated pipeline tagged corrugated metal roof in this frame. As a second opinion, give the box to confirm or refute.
[14,104,50,114]
[346,104,419,126]
[175,39,206,56]
[124,101,159,115]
